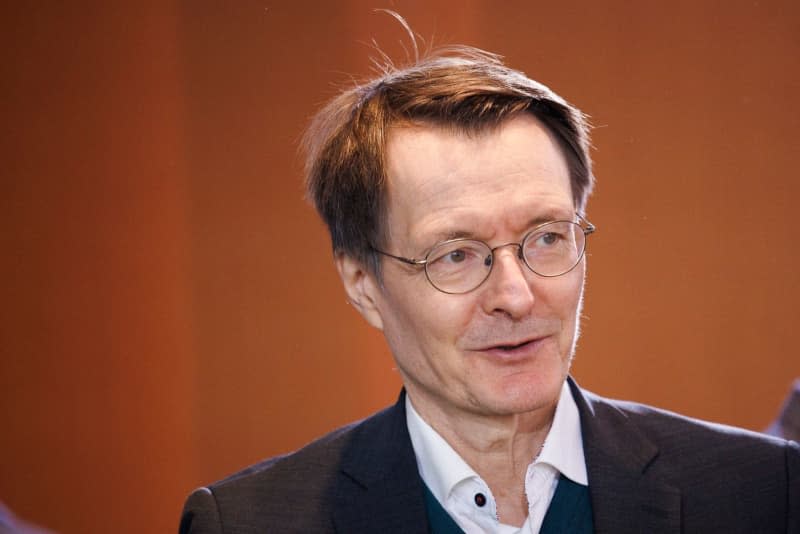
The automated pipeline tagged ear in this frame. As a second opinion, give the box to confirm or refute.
[334,252,385,331]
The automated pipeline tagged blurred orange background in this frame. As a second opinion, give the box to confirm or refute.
[2,1,798,532]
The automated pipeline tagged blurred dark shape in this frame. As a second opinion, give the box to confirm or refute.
[766,379,800,441]
[0,502,55,534]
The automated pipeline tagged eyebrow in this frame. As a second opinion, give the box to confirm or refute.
[420,210,575,250]
[525,211,573,228]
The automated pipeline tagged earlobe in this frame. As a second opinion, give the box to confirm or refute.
[334,253,385,331]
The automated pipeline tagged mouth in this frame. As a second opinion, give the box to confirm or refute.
[475,336,547,359]
[494,339,534,351]
[478,337,542,351]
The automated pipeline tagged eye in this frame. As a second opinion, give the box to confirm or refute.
[427,240,488,268]
[536,232,562,246]
[444,249,467,263]
[431,246,480,265]
[523,222,577,257]
[424,240,493,292]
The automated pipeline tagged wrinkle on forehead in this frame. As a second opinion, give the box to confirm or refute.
[383,116,572,249]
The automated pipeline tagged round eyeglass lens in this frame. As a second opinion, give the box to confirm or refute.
[425,239,492,293]
[521,221,585,277]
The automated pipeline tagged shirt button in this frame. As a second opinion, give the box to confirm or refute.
[474,493,487,507]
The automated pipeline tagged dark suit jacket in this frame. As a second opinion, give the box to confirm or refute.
[180,379,800,533]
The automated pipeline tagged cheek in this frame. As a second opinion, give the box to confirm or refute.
[381,283,476,356]
[557,272,586,341]
[556,261,585,302]
[536,268,585,322]
[405,296,476,351]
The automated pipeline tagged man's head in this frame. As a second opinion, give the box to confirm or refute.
[303,47,594,421]
[304,47,593,276]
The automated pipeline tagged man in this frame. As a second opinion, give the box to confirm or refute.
[180,46,799,533]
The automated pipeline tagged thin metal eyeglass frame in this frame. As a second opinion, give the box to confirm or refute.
[372,213,596,294]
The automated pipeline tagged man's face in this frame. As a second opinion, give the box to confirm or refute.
[355,114,585,421]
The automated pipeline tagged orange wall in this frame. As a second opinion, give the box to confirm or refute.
[1,2,798,532]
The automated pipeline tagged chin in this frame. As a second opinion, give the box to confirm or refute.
[474,370,565,416]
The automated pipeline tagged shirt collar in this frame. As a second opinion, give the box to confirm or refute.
[405,380,587,506]
[536,380,588,485]
[405,394,476,504]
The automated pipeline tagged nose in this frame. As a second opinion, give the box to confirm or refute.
[480,246,535,319]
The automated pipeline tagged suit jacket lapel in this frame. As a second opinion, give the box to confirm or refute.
[328,381,683,533]
[568,378,681,534]
[331,391,430,533]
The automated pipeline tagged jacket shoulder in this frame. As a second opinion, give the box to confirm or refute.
[587,390,791,457]
[181,403,401,533]
[214,416,361,491]
[581,387,799,530]
[570,382,799,532]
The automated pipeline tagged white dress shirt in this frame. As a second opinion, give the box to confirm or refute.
[405,381,588,534]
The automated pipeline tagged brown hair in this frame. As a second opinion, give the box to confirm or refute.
[303,46,593,274]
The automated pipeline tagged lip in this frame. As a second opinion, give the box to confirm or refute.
[471,336,548,362]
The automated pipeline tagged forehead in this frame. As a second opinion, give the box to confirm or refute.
[384,115,573,246]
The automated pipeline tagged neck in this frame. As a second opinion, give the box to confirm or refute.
[407,390,558,526]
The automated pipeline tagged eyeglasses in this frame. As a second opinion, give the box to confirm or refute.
[373,213,595,294]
